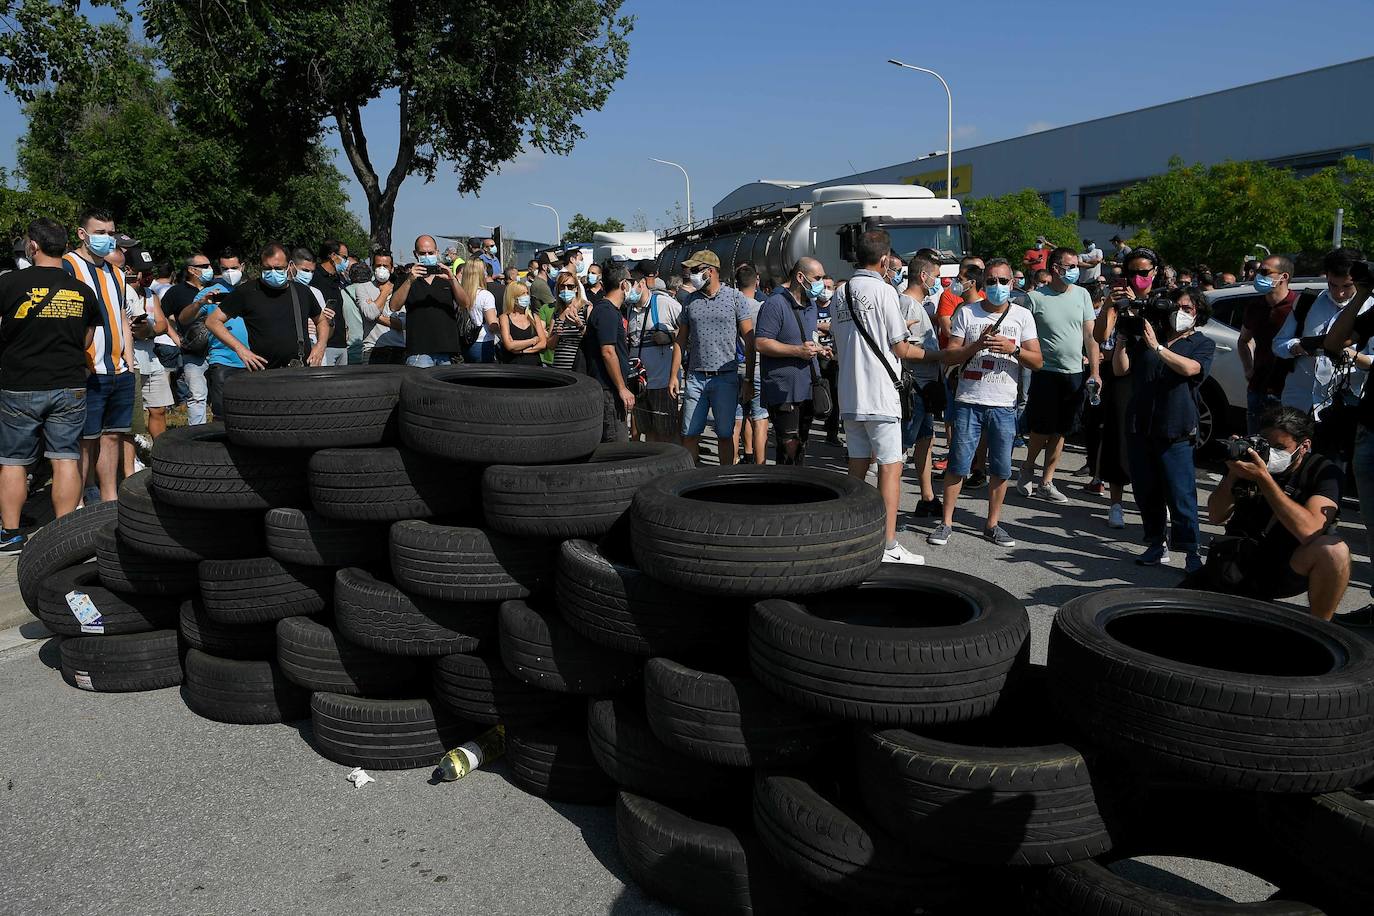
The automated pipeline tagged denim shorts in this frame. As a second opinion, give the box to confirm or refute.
[948,402,1017,480]
[0,387,87,464]
[83,372,135,438]
[734,387,769,422]
[843,416,904,465]
[901,389,936,450]
[682,371,740,439]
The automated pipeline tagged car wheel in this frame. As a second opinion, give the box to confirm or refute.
[1195,380,1230,462]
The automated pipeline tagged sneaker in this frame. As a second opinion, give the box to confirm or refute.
[1085,479,1104,494]
[882,542,925,565]
[915,497,943,518]
[1015,470,1035,498]
[932,457,948,472]
[1107,504,1126,529]
[1136,544,1171,566]
[0,531,25,555]
[1034,483,1070,504]
[926,523,953,546]
[1184,552,1204,574]
[83,485,102,506]
[1335,605,1374,627]
[983,525,1016,547]
[966,469,988,489]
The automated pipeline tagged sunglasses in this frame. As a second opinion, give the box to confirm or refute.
[557,284,577,291]
[987,276,1013,286]
[190,263,211,270]
[1126,268,1153,278]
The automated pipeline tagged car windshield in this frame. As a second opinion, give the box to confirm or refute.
[882,223,968,262]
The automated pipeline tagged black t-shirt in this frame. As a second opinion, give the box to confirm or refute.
[160,281,199,329]
[0,265,100,390]
[311,270,347,348]
[219,279,321,369]
[405,277,463,355]
[1225,452,1341,563]
[581,297,629,391]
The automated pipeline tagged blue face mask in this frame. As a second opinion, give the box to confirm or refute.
[985,283,1012,306]
[418,254,439,267]
[559,289,576,303]
[1254,273,1276,292]
[87,233,116,258]
[198,267,215,284]
[517,294,531,308]
[262,268,288,289]
[574,260,588,277]
[805,279,826,300]
[626,286,642,305]
[294,270,313,286]
[336,256,350,272]
[891,269,907,288]
[950,280,964,297]
[1015,277,1026,288]
[1061,267,1081,285]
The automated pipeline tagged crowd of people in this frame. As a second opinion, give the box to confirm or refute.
[1,208,1371,625]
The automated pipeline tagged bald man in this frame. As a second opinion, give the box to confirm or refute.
[388,234,471,366]
[754,256,830,465]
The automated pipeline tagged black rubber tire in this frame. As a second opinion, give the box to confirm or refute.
[264,508,390,567]
[615,791,809,916]
[748,566,1030,726]
[482,442,694,538]
[390,521,552,602]
[630,466,884,596]
[1262,782,1374,914]
[399,364,602,464]
[276,616,430,696]
[587,696,743,805]
[752,774,977,913]
[149,423,309,510]
[555,533,746,658]
[178,599,279,660]
[506,713,616,805]
[1049,588,1374,794]
[34,564,180,636]
[308,446,481,522]
[198,557,334,624]
[309,693,473,770]
[498,599,641,694]
[181,648,310,724]
[334,567,496,656]
[1027,858,1323,915]
[18,500,117,610]
[58,630,182,692]
[222,365,407,449]
[431,652,573,725]
[116,470,265,562]
[643,657,843,768]
[96,523,199,596]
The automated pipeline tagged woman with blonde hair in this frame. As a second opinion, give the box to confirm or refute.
[461,258,499,363]
[496,282,548,366]
[548,270,591,371]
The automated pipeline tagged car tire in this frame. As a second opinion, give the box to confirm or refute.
[117,471,265,562]
[399,365,602,465]
[1262,782,1374,913]
[506,712,616,805]
[498,599,641,694]
[264,508,390,568]
[178,599,279,660]
[34,564,181,636]
[19,500,117,610]
[390,521,553,602]
[587,696,744,805]
[150,423,309,510]
[630,466,884,596]
[309,693,472,770]
[482,442,694,539]
[222,365,407,449]
[334,567,496,656]
[308,446,481,522]
[181,648,310,724]
[96,523,199,596]
[431,652,573,726]
[58,630,182,692]
[198,557,334,624]
[1049,588,1374,793]
[276,616,429,696]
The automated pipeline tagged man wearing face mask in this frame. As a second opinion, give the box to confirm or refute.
[391,235,474,367]
[1272,248,1372,417]
[1190,406,1349,620]
[581,262,636,443]
[480,238,502,277]
[754,257,830,466]
[1022,236,1051,274]
[935,256,984,349]
[313,239,350,366]
[164,251,220,425]
[626,266,681,443]
[896,255,944,509]
[817,275,842,446]
[352,250,404,365]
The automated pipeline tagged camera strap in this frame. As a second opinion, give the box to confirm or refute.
[288,281,306,363]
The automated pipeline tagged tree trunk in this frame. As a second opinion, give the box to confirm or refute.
[335,91,416,252]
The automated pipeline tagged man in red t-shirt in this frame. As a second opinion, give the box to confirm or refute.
[1238,254,1297,434]
[1022,236,1051,273]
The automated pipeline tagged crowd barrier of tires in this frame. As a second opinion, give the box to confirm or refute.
[17,364,1374,914]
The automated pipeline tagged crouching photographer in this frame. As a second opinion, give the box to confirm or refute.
[1183,406,1350,620]
[1112,286,1215,571]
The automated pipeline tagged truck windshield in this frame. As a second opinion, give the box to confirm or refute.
[883,224,968,261]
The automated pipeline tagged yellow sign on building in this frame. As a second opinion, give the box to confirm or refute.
[902,164,973,197]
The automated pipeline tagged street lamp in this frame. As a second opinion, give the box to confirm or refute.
[530,203,560,245]
[650,158,692,225]
[888,59,953,200]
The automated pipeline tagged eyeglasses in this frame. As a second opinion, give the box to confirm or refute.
[986,276,1013,286]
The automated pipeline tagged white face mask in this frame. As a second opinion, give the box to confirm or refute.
[374,267,391,284]
[221,268,243,287]
[1266,444,1297,475]
[1171,310,1195,333]
[689,271,706,288]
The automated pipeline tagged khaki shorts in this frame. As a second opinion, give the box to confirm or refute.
[139,369,175,409]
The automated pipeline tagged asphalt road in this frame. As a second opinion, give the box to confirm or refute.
[2,438,1361,915]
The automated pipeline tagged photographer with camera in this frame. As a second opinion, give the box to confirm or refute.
[1273,248,1372,420]
[1186,407,1350,620]
[1113,280,1214,571]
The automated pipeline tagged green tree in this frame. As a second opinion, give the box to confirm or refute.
[0,1,130,102]
[963,188,1079,262]
[565,213,626,242]
[144,0,634,249]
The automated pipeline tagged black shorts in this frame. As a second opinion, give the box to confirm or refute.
[1025,370,1085,436]
[633,387,680,439]
[1179,552,1308,601]
[767,400,814,440]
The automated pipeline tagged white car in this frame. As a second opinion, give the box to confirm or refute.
[1199,279,1329,450]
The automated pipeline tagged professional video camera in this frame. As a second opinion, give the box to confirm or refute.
[1113,295,1177,341]
[1224,435,1271,463]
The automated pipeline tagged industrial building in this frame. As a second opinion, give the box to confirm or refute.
[712,56,1373,241]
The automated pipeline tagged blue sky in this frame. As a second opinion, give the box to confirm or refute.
[2,0,1371,254]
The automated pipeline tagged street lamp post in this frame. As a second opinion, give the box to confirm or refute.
[888,60,953,200]
[530,203,561,245]
[650,158,692,225]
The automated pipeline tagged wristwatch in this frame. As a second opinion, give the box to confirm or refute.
[1012,345,1022,360]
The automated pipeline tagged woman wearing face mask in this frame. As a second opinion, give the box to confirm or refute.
[1112,286,1216,572]
[496,282,548,366]
[548,271,590,371]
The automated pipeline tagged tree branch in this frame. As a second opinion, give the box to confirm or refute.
[383,84,415,206]
[335,101,379,200]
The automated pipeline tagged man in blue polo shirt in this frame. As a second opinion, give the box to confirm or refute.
[755,256,827,465]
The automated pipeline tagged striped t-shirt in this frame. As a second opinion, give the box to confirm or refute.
[61,252,130,375]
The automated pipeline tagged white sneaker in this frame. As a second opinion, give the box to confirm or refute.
[1108,503,1125,529]
[883,542,925,565]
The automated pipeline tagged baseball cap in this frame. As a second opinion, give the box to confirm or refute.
[682,250,720,270]
[635,259,657,276]
[115,232,141,249]
[124,246,155,272]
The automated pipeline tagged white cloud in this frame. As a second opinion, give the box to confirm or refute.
[500,148,547,176]
[1024,121,1055,134]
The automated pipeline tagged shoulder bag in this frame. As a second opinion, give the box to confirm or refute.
[287,282,307,367]
[846,280,914,424]
[788,296,832,419]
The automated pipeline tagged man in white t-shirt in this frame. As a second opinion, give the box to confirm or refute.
[832,230,932,566]
[928,263,1043,549]
[1079,239,1104,283]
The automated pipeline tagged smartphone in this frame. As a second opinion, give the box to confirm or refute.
[1110,278,1128,291]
